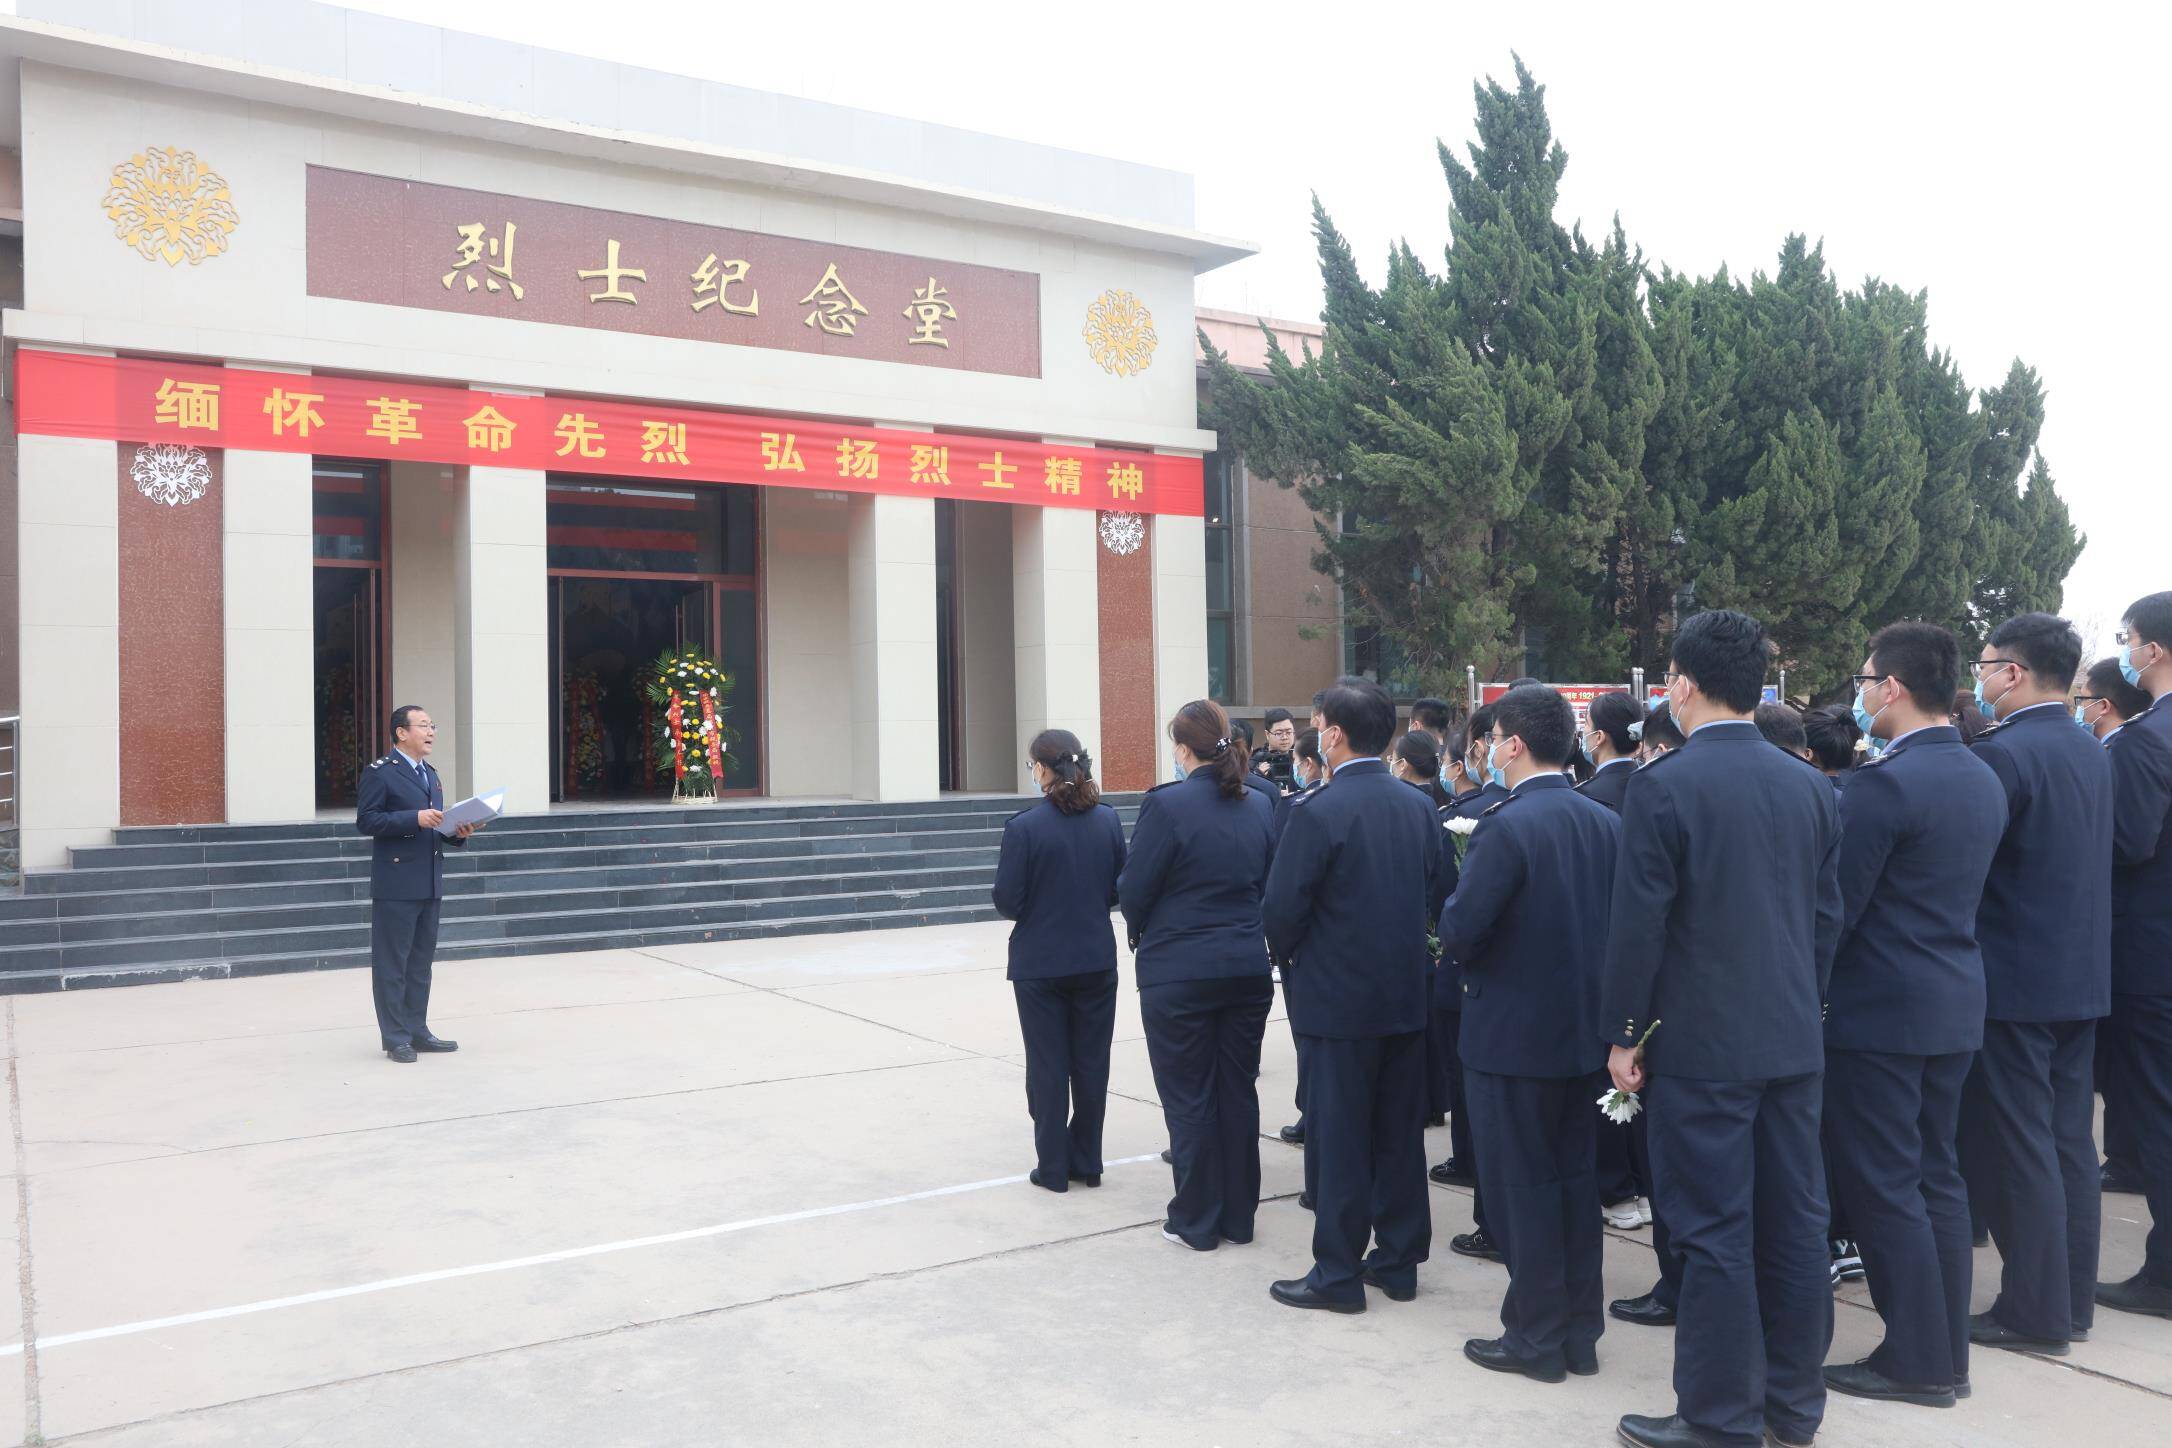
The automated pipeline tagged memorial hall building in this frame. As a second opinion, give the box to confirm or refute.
[0,1,1253,871]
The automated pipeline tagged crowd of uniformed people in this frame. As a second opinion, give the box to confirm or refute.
[989,593,2172,1448]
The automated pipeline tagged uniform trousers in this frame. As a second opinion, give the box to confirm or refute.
[1426,1005,1456,1117]
[2106,994,2172,1285]
[2096,1018,2134,1177]
[370,898,443,1049]
[1012,971,1118,1186]
[1465,1068,1604,1365]
[1592,1067,1639,1205]
[1142,976,1273,1248]
[1824,1049,1973,1387]
[1958,1018,2100,1339]
[1627,1104,1683,1308]
[1647,1072,1832,1448]
[1298,1030,1431,1302]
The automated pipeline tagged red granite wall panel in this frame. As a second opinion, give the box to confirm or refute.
[118,446,224,824]
[1097,521,1156,792]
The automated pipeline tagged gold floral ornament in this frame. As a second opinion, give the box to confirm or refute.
[1083,289,1158,377]
[102,147,240,266]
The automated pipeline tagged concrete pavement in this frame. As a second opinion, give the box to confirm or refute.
[2,921,2165,1445]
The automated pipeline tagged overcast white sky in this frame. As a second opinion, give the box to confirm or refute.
[339,2,2164,647]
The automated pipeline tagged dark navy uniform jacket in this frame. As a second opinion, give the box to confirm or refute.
[1428,787,1490,1008]
[1827,725,2006,1056]
[991,797,1127,981]
[1118,772,1276,988]
[1263,758,1447,1039]
[1576,758,1637,814]
[2108,694,2172,997]
[1601,719,1842,1082]
[1241,768,1295,843]
[1437,774,1620,1078]
[355,752,467,901]
[1971,701,2115,1021]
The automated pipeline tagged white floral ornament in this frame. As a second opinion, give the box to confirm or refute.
[1098,510,1145,556]
[130,443,212,507]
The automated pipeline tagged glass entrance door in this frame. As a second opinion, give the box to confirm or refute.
[546,480,761,801]
[312,461,387,808]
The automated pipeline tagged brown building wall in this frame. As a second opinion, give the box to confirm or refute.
[1097,523,1156,792]
[1239,462,1341,710]
[117,447,225,825]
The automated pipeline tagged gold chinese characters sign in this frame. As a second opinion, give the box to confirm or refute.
[306,168,1041,377]
[103,147,240,266]
[15,351,1203,518]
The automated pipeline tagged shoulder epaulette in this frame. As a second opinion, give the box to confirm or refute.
[1480,796,1514,817]
[369,756,390,769]
[1636,747,1685,771]
[1144,779,1180,795]
[1856,750,1891,769]
[1290,786,1322,807]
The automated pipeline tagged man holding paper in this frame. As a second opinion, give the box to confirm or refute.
[356,705,478,1063]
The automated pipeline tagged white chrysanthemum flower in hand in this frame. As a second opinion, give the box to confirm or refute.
[1597,1088,1642,1125]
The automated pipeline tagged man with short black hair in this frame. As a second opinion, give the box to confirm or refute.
[1754,701,1812,761]
[356,706,475,1063]
[1959,612,2115,1356]
[1820,621,2006,1408]
[2096,591,2172,1320]
[1431,705,1508,1215]
[1265,678,1447,1312]
[1256,707,1299,794]
[1410,697,1454,747]
[1604,609,1841,1448]
[1439,685,1621,1383]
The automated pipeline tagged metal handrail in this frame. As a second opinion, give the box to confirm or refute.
[0,714,16,827]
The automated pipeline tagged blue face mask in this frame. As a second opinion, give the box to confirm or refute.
[2120,643,2146,688]
[2075,704,2094,731]
[1973,668,2008,721]
[1173,762,1188,781]
[1485,742,1507,790]
[1852,686,1882,740]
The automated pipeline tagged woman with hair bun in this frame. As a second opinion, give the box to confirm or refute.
[993,729,1127,1193]
[1578,691,1647,813]
[1119,699,1278,1250]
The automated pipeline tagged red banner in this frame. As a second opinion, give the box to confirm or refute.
[13,351,1202,517]
[1480,682,1630,733]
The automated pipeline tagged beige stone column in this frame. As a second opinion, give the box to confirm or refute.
[1012,503,1101,794]
[222,450,315,822]
[454,466,549,814]
[846,492,938,802]
[1151,510,1208,785]
[16,432,118,869]
[387,463,464,797]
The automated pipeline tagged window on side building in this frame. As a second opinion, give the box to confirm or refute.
[1203,450,1239,703]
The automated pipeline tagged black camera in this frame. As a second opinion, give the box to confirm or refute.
[1258,749,1297,793]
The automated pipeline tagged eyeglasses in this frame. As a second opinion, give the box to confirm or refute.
[2075,695,2104,706]
[1847,674,1890,689]
[2116,630,2155,649]
[1970,659,2020,677]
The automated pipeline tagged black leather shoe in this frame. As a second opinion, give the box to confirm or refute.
[1269,1278,1364,1314]
[1450,1229,1504,1263]
[1069,1171,1102,1188]
[1971,1224,1990,1247]
[2097,1273,2172,1318]
[412,1035,459,1052]
[1160,1148,1173,1164]
[1360,1268,1415,1302]
[1027,1168,1067,1193]
[1822,1358,1954,1408]
[1968,1311,2068,1355]
[1566,1342,1599,1376]
[1617,1412,1728,1447]
[1464,1336,1566,1383]
[1427,1111,1447,1127]
[1765,1431,1815,1448]
[1429,1158,1475,1187]
[1952,1373,1971,1399]
[1610,1292,1677,1327]
[386,1043,418,1063]
[2101,1162,2144,1195]
[1298,1191,1315,1211]
[1278,1122,1305,1145]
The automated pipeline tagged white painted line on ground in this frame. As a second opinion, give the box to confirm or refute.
[0,1152,1168,1357]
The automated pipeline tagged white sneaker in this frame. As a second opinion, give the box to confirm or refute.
[1636,1197,1654,1226]
[1603,1200,1644,1230]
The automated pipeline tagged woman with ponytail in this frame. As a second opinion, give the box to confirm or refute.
[993,729,1126,1193]
[1578,691,1646,814]
[1118,700,1278,1250]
